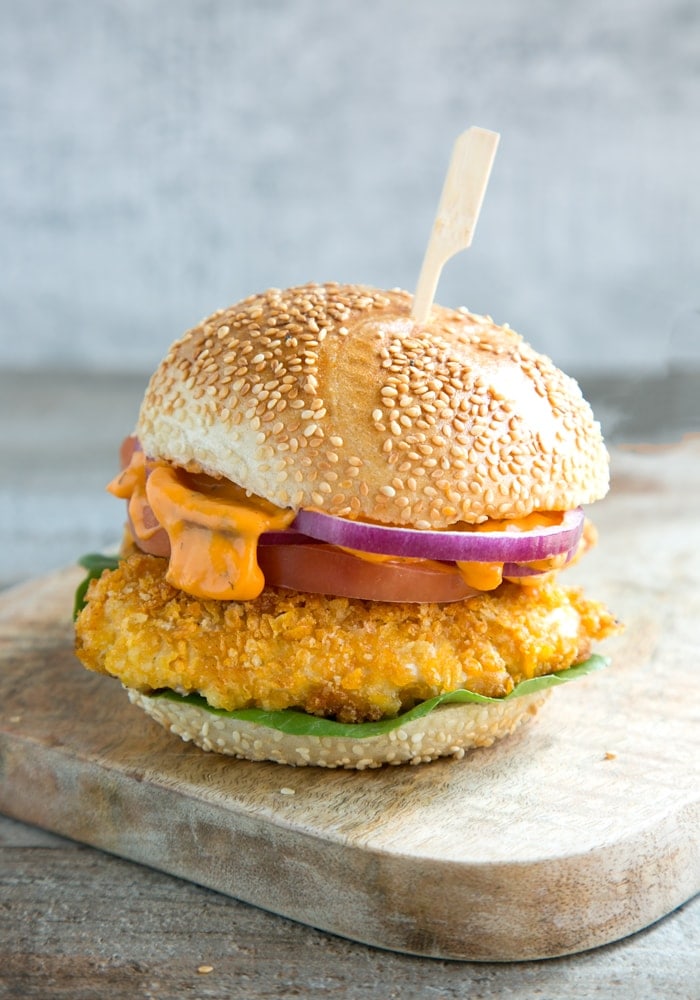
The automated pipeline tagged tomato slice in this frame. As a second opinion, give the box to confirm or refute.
[257,543,477,603]
[126,521,476,602]
[128,511,170,558]
[129,524,477,603]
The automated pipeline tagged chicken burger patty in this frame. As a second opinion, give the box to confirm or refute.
[76,552,618,724]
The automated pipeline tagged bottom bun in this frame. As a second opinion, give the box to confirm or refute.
[127,687,551,768]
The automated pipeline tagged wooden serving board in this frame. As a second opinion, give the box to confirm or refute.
[1,440,699,962]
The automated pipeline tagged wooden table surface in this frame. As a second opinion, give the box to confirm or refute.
[1,369,698,999]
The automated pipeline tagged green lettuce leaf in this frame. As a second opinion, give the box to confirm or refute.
[154,654,609,740]
[73,553,120,620]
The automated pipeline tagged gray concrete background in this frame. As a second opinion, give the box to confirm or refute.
[2,0,699,377]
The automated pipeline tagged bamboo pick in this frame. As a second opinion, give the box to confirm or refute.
[411,127,500,325]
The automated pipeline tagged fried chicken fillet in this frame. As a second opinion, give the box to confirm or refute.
[76,552,618,724]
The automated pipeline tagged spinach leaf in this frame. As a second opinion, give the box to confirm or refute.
[156,655,608,740]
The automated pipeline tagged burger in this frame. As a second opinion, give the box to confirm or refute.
[74,282,620,767]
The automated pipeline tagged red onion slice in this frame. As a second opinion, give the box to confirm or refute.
[502,563,548,578]
[503,545,578,577]
[292,507,584,562]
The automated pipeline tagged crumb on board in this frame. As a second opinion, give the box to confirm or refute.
[604,751,617,760]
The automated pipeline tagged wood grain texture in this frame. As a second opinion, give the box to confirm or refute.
[2,814,696,1000]
[1,440,699,963]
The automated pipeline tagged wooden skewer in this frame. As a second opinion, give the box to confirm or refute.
[411,127,500,325]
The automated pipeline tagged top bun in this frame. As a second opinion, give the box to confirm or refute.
[137,283,609,528]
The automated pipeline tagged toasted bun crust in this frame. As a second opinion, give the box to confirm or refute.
[127,687,551,768]
[137,282,609,528]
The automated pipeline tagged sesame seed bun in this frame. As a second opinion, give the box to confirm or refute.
[136,282,609,528]
[127,686,551,769]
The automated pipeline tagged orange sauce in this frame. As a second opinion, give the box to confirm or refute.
[456,561,504,590]
[455,511,565,590]
[109,452,294,600]
[107,450,162,542]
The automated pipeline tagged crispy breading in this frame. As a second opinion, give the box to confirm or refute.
[75,553,619,723]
